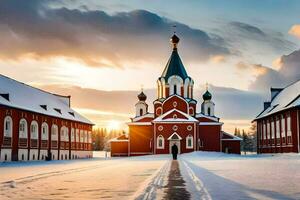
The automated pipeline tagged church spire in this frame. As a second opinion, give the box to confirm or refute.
[161,33,188,81]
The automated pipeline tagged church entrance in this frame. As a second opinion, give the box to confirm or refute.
[168,133,182,154]
[169,140,180,154]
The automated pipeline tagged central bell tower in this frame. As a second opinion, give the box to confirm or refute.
[157,34,194,100]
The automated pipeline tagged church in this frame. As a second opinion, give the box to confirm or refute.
[110,34,241,156]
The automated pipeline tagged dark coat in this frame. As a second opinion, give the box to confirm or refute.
[171,144,178,155]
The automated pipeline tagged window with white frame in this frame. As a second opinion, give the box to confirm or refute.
[60,126,66,141]
[281,115,286,137]
[276,118,280,139]
[84,131,87,143]
[65,127,69,141]
[263,122,267,140]
[76,129,79,142]
[51,125,58,141]
[186,135,193,149]
[80,130,84,142]
[157,135,164,149]
[71,128,75,142]
[4,116,13,137]
[271,121,275,139]
[30,121,38,139]
[266,121,270,140]
[41,123,49,140]
[19,119,28,138]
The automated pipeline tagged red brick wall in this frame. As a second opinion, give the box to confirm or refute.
[129,125,153,155]
[199,125,221,152]
[162,96,188,114]
[111,141,128,156]
[155,123,196,154]
[222,140,241,154]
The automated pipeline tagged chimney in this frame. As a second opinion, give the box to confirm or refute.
[271,88,283,101]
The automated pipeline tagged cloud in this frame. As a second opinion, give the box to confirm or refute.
[249,50,300,92]
[289,24,300,39]
[209,55,226,63]
[217,21,296,62]
[0,0,230,67]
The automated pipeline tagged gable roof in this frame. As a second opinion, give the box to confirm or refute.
[221,131,242,141]
[255,79,300,120]
[153,109,198,122]
[167,132,182,140]
[161,49,189,81]
[0,74,93,125]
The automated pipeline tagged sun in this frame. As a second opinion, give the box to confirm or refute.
[107,120,121,131]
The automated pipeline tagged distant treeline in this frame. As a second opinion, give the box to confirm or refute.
[92,128,125,151]
[234,123,257,154]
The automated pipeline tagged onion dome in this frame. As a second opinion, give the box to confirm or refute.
[170,34,180,47]
[203,90,212,101]
[138,91,147,101]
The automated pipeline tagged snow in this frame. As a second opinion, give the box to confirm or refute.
[0,153,169,200]
[180,152,300,200]
[1,151,299,199]
[0,74,92,124]
[256,79,300,119]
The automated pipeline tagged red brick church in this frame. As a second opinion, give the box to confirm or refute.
[110,34,241,156]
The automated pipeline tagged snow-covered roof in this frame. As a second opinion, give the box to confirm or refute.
[195,113,219,122]
[132,113,154,122]
[255,80,300,120]
[221,132,242,141]
[0,74,93,125]
[153,109,198,122]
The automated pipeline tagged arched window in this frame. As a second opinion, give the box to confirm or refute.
[207,107,211,116]
[76,129,79,142]
[19,119,28,139]
[51,124,58,141]
[60,126,66,141]
[80,130,84,143]
[84,131,88,143]
[174,85,177,94]
[65,127,69,142]
[156,107,162,116]
[189,107,194,116]
[41,122,49,140]
[157,135,164,149]
[4,116,13,137]
[186,135,193,149]
[140,108,143,116]
[30,121,38,140]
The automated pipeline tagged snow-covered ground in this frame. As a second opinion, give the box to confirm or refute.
[1,152,299,200]
[180,152,300,200]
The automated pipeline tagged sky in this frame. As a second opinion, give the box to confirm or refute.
[0,0,300,132]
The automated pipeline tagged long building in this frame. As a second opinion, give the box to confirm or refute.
[110,34,241,156]
[254,80,300,153]
[0,75,93,162]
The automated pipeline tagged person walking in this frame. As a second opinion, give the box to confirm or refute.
[171,144,178,160]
